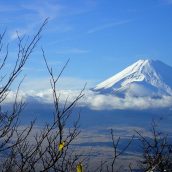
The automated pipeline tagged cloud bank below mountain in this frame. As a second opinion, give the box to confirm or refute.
[4,89,172,110]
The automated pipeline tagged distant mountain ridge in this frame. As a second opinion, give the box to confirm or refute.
[93,59,172,97]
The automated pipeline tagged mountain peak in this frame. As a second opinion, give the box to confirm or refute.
[133,59,159,67]
[93,59,172,97]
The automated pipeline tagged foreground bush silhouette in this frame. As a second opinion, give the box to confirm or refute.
[0,20,171,172]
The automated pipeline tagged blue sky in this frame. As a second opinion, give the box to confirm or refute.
[1,0,172,90]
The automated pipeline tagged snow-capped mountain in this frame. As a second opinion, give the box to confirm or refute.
[93,59,172,97]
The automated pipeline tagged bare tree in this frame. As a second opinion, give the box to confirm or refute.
[136,121,172,172]
[1,18,172,172]
[107,129,134,172]
[0,18,48,158]
[94,129,134,172]
[0,19,84,171]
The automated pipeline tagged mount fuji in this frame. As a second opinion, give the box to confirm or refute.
[93,59,172,97]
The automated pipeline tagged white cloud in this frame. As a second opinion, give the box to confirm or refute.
[84,93,172,110]
[88,20,132,34]
[4,0,97,40]
[0,4,18,12]
[4,89,172,110]
[9,22,38,40]
[21,1,63,21]
[56,48,89,54]
[10,30,27,40]
[8,0,63,40]
[165,0,172,4]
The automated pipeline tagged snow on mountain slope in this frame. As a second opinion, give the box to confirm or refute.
[93,59,172,97]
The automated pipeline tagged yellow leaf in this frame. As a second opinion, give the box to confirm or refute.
[58,141,65,151]
[76,163,83,172]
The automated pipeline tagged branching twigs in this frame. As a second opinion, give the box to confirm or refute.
[0,18,48,103]
[0,19,48,171]
[0,17,48,156]
[136,122,172,172]
[0,29,8,71]
[109,129,134,172]
[2,17,171,172]
[93,129,134,172]
[40,49,84,172]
